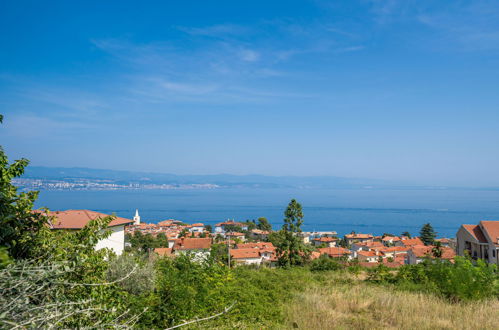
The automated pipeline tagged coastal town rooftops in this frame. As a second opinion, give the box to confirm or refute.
[345,233,373,239]
[236,242,274,249]
[45,210,134,229]
[230,248,261,259]
[410,245,456,259]
[191,223,204,227]
[173,237,212,250]
[313,237,338,242]
[382,236,401,241]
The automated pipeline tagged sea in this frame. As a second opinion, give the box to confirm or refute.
[34,187,499,238]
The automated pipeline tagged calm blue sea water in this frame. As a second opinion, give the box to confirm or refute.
[34,188,499,238]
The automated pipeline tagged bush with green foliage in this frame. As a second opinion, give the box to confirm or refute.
[310,254,344,272]
[389,256,499,301]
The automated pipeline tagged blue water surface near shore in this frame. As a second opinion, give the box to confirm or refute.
[34,188,499,238]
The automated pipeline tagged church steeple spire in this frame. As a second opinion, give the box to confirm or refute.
[133,209,141,225]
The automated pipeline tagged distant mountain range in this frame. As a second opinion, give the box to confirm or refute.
[16,166,465,191]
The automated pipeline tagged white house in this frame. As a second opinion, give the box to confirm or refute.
[230,248,262,266]
[47,210,134,255]
[189,223,205,233]
[456,221,499,264]
[172,237,212,261]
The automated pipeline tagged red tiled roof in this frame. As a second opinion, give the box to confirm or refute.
[462,224,488,243]
[480,221,499,245]
[173,237,212,250]
[357,250,378,257]
[236,242,274,249]
[231,248,261,259]
[317,247,350,258]
[47,210,133,229]
[313,237,338,242]
[191,223,204,227]
[410,245,455,259]
[401,237,424,247]
[382,236,401,241]
[345,233,373,239]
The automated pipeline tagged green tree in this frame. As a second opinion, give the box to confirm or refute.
[276,199,307,267]
[204,224,213,233]
[401,231,412,238]
[0,115,50,259]
[257,217,272,231]
[432,241,443,258]
[420,223,436,246]
[244,220,257,231]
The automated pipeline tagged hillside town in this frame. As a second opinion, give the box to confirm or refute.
[45,208,499,267]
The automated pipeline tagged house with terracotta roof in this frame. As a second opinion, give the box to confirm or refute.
[351,241,384,253]
[47,210,134,255]
[312,236,338,247]
[456,220,499,264]
[226,232,246,242]
[406,245,456,264]
[382,236,401,246]
[344,233,374,246]
[397,237,424,247]
[357,250,380,263]
[172,237,212,260]
[317,247,351,259]
[189,223,205,233]
[230,248,263,265]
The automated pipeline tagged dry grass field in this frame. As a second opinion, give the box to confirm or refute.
[283,273,499,330]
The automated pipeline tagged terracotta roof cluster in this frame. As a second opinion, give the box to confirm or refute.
[345,233,373,239]
[409,245,456,259]
[46,210,134,229]
[382,236,401,242]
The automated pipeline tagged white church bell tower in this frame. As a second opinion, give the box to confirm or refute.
[133,209,141,225]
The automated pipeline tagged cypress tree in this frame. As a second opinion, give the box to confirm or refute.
[419,223,436,245]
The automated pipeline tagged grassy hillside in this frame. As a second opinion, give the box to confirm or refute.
[199,268,498,329]
[283,272,498,330]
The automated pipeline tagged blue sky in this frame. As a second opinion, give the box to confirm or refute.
[1,0,499,186]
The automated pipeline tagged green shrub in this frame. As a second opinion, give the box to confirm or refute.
[394,256,498,301]
[310,255,343,272]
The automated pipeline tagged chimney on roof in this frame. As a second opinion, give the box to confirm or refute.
[133,209,141,225]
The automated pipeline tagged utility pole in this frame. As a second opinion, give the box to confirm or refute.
[227,231,231,268]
